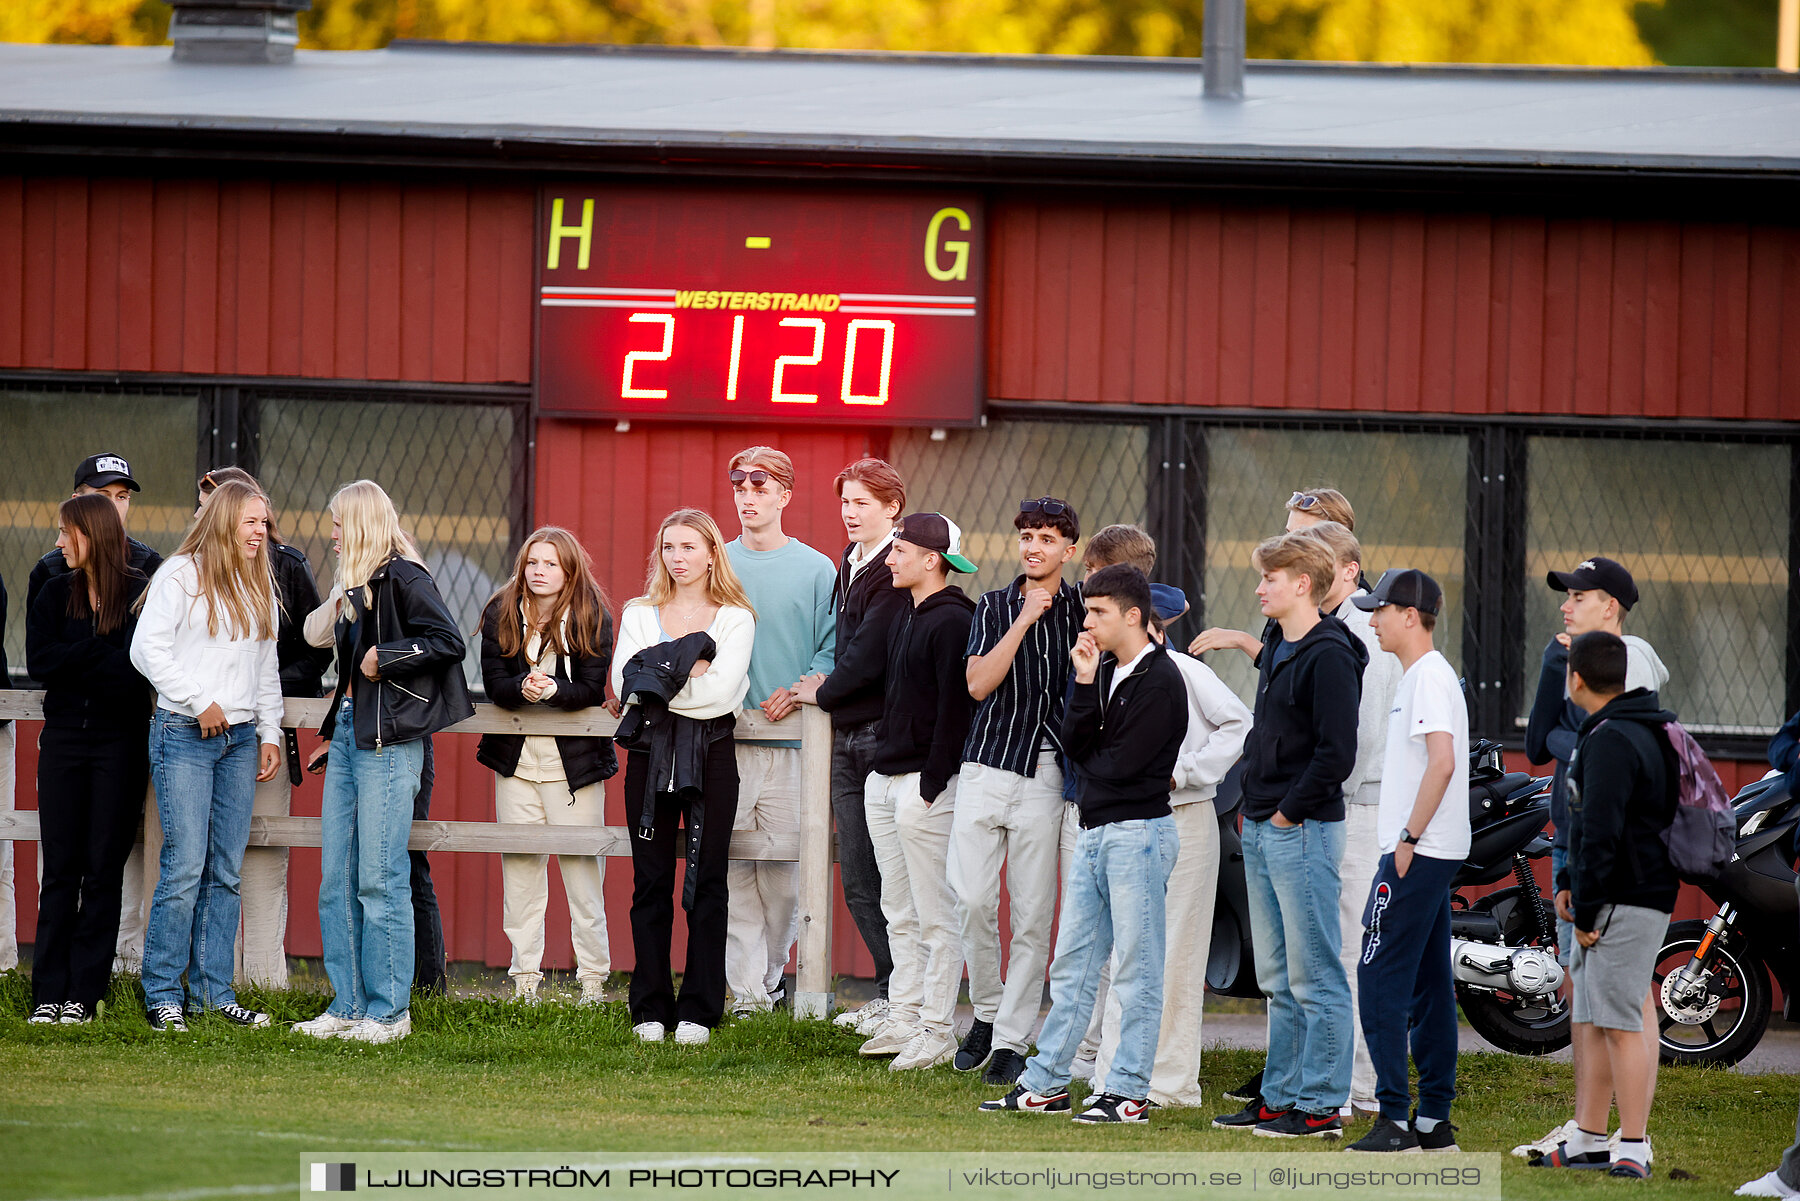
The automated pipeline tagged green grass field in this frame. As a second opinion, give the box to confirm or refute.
[2,970,1795,1200]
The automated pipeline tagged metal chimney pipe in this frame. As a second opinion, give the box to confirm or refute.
[1203,0,1246,100]
[169,0,311,64]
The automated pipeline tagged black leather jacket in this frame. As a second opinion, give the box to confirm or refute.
[272,541,332,699]
[318,555,473,750]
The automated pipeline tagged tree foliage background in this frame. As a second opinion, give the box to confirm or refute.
[0,0,1785,67]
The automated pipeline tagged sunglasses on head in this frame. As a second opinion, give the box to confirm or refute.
[1019,498,1069,517]
[1289,492,1322,511]
[729,468,776,488]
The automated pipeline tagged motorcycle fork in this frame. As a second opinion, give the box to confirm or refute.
[1675,905,1737,996]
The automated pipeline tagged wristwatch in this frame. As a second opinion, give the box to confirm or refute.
[1399,828,1421,846]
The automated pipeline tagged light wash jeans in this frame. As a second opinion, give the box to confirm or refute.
[319,697,425,1024]
[1243,815,1352,1116]
[142,708,259,1012]
[1021,816,1179,1102]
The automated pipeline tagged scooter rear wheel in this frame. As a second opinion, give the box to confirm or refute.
[1459,989,1571,1055]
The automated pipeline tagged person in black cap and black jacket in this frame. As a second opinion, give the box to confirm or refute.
[26,453,163,612]
[856,511,977,1073]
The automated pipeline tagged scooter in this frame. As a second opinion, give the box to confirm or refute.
[1653,770,1799,1066]
[1204,741,1569,1055]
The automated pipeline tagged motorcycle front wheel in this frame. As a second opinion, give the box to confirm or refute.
[1653,919,1771,1066]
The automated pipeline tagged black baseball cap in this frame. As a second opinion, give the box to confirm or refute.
[895,512,977,573]
[1546,556,1638,611]
[1352,568,1443,616]
[73,452,140,492]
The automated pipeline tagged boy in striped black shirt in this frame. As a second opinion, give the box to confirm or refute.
[948,497,1084,1084]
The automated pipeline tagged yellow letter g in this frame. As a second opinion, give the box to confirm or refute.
[924,207,971,283]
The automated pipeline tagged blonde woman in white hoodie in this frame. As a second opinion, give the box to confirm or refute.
[129,479,283,1033]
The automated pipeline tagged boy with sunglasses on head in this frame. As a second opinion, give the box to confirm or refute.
[722,447,837,1015]
[948,497,1085,1084]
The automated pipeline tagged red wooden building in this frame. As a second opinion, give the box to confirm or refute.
[2,38,1798,981]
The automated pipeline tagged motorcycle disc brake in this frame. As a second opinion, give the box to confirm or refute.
[1660,969,1722,1025]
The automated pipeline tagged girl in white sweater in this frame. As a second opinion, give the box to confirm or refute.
[128,479,283,1033]
[609,508,754,1045]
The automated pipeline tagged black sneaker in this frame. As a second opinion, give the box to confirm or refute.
[1074,1093,1150,1124]
[146,1005,188,1033]
[28,1003,60,1024]
[985,1048,1027,1085]
[978,1084,1070,1114]
[58,1002,93,1025]
[213,1003,271,1028]
[1347,1117,1420,1153]
[1214,1101,1288,1130]
[954,1019,994,1073]
[1256,1109,1344,1140]
[1223,1069,1264,1105]
[1412,1112,1460,1152]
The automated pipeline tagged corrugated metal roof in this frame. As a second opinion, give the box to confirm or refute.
[1,40,1798,175]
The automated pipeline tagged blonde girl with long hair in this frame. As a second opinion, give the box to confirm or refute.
[292,481,472,1045]
[476,527,618,1004]
[609,508,755,1045]
[129,478,284,1032]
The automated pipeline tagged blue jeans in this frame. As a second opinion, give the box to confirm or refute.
[1021,816,1179,1101]
[319,697,425,1024]
[1243,816,1352,1115]
[143,708,259,1011]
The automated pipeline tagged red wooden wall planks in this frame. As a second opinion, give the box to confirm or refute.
[0,176,534,383]
[986,198,1800,418]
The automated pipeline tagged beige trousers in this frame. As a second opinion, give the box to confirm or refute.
[866,770,963,1036]
[725,745,803,1008]
[235,770,292,987]
[1094,800,1221,1106]
[0,722,15,970]
[496,774,610,986]
[1339,802,1382,1107]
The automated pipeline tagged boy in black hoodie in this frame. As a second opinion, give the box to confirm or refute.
[856,512,978,1072]
[980,565,1186,1124]
[1213,532,1366,1141]
[1532,631,1677,1180]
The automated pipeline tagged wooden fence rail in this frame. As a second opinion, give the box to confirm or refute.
[0,690,838,1018]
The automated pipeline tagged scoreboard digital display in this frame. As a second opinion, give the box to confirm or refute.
[535,187,984,427]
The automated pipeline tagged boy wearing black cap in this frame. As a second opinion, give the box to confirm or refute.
[1344,570,1468,1154]
[857,512,978,1072]
[26,453,165,974]
[1517,555,1669,1163]
[26,453,163,611]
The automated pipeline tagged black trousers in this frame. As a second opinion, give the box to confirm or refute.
[34,725,149,1009]
[627,739,739,1029]
[411,736,447,993]
[829,721,892,997]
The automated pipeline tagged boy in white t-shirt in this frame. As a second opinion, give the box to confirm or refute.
[1346,569,1469,1155]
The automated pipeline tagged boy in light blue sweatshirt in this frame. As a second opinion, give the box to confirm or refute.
[723,446,837,1015]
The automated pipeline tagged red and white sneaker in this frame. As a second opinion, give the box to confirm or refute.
[978,1084,1071,1115]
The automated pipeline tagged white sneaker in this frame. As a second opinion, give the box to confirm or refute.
[1609,1130,1654,1165]
[835,997,889,1031]
[512,980,541,1004]
[859,1020,919,1057]
[890,1027,957,1071]
[342,1014,411,1044]
[1069,1053,1097,1083]
[674,1021,711,1045]
[1513,1118,1580,1159]
[633,1021,666,1043]
[1737,1171,1800,1199]
[292,1012,361,1039]
[578,980,609,1008]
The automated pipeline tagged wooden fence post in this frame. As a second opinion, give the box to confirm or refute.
[792,703,835,1019]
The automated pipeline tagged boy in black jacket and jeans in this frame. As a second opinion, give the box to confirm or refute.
[1214,532,1366,1140]
[1533,631,1678,1180]
[980,565,1186,1125]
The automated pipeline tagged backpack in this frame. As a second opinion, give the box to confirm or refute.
[1652,719,1736,884]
